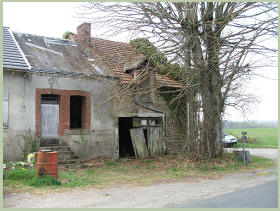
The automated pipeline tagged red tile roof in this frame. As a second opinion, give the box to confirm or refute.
[90,37,183,88]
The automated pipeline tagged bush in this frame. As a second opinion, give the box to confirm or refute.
[27,175,61,187]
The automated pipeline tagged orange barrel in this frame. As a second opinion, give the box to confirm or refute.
[37,150,58,178]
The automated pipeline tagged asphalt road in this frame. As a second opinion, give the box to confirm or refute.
[166,179,278,208]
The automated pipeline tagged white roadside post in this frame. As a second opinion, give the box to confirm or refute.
[241,131,248,164]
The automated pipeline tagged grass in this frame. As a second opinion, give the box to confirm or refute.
[3,152,275,193]
[4,168,61,188]
[226,128,278,148]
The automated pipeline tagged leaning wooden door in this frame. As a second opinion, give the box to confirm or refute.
[41,104,59,139]
[148,127,165,157]
[130,128,149,159]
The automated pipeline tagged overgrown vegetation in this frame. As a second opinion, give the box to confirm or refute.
[79,2,277,160]
[4,167,61,188]
[62,31,75,39]
[130,38,183,80]
[4,152,275,192]
[20,129,40,161]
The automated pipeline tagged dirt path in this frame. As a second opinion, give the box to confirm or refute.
[3,149,278,208]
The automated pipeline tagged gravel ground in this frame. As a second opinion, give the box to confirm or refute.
[3,148,278,208]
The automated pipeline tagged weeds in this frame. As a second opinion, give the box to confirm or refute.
[141,159,153,164]
[5,168,35,181]
[146,166,156,170]
[20,129,40,161]
[170,167,184,172]
[4,153,275,191]
[86,169,95,174]
[106,160,117,166]
[27,175,61,187]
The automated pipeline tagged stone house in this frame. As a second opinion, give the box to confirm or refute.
[3,23,182,162]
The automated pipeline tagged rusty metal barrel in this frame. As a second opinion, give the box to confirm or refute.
[37,150,58,178]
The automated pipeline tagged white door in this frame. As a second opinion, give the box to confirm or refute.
[41,104,59,139]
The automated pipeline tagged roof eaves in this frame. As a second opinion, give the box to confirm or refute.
[8,28,31,70]
[3,66,30,72]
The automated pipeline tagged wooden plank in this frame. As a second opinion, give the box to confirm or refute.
[130,128,149,159]
[148,127,165,157]
[41,104,59,138]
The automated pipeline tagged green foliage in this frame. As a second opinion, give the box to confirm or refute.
[20,129,40,161]
[27,175,61,187]
[146,166,156,170]
[5,168,36,181]
[86,169,96,174]
[170,167,185,172]
[106,160,117,166]
[130,38,186,126]
[58,170,97,187]
[130,38,183,79]
[141,159,153,164]
[74,130,89,159]
[62,31,75,39]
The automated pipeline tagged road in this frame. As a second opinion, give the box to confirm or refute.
[166,179,278,208]
[3,148,278,208]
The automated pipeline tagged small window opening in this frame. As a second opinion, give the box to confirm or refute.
[70,95,84,129]
[41,94,59,104]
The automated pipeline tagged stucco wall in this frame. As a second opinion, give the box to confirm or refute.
[3,70,118,161]
[3,70,179,161]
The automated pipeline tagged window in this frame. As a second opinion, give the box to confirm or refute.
[70,95,85,129]
[41,94,59,104]
[3,92,9,128]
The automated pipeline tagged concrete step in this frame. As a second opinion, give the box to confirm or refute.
[39,145,81,165]
[58,153,79,160]
[59,159,82,164]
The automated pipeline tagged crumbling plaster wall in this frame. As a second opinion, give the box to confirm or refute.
[3,70,118,161]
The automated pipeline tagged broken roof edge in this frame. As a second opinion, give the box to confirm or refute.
[7,27,31,70]
[123,58,147,73]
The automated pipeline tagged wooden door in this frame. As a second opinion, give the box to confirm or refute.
[148,126,165,157]
[130,128,149,159]
[41,104,59,139]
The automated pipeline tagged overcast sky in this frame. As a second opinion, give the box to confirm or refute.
[3,2,278,122]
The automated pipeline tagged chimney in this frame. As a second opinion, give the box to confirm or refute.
[76,23,91,46]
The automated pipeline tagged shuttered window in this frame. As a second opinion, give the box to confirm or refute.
[3,92,9,128]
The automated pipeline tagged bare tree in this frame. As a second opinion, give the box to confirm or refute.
[76,2,278,159]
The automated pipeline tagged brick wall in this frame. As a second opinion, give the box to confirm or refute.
[36,88,91,136]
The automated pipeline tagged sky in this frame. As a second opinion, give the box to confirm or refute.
[3,2,278,122]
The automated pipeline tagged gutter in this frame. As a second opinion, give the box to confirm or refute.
[29,68,120,80]
[134,98,168,136]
